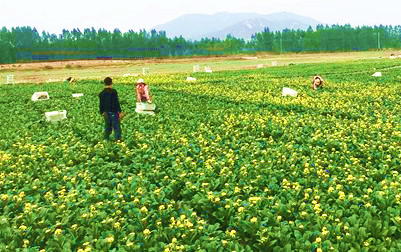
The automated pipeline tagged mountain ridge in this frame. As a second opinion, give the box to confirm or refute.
[153,12,323,40]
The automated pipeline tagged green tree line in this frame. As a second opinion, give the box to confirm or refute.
[0,24,400,64]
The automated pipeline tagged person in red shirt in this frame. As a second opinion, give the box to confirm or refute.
[136,79,152,103]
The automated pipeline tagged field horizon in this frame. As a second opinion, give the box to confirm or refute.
[1,49,400,84]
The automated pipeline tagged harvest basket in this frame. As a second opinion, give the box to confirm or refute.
[31,92,49,101]
[135,102,156,115]
[282,87,298,97]
[45,110,67,121]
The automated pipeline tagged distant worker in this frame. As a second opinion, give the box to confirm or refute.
[312,75,324,91]
[136,78,152,103]
[99,77,122,140]
[65,77,76,84]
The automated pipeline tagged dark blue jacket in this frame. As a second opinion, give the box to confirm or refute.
[99,88,121,114]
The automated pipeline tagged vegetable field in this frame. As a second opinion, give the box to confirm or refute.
[1,58,401,251]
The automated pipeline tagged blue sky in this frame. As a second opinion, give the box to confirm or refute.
[1,0,400,34]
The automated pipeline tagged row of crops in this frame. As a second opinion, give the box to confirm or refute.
[1,59,401,251]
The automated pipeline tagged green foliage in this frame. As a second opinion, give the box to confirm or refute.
[0,24,400,63]
[1,60,401,250]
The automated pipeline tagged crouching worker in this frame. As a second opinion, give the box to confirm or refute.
[136,78,152,103]
[99,77,122,140]
[135,78,156,115]
[312,75,324,91]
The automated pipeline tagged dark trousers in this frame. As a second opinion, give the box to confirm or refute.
[103,112,121,140]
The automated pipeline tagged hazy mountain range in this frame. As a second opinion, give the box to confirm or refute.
[153,12,323,41]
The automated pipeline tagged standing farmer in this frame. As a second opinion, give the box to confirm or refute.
[99,77,122,140]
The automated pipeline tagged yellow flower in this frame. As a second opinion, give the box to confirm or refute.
[315,237,321,243]
[316,248,322,252]
[19,225,28,231]
[250,216,258,223]
[228,229,236,237]
[238,206,245,213]
[54,229,63,237]
[105,235,114,244]
[143,228,151,236]
[19,191,25,198]
[22,239,29,248]
[140,206,148,213]
[222,240,228,246]
[113,222,121,229]
[338,191,345,200]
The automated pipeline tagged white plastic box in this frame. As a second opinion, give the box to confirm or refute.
[135,102,156,115]
[6,75,15,84]
[72,93,83,98]
[282,87,298,97]
[205,67,212,73]
[45,110,67,121]
[186,77,196,82]
[372,72,382,77]
[31,92,49,101]
[142,68,150,75]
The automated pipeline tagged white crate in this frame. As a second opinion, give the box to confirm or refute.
[72,93,83,98]
[6,75,14,84]
[205,67,212,73]
[31,92,49,101]
[282,87,298,97]
[142,68,150,75]
[186,77,196,82]
[45,110,67,121]
[372,72,382,77]
[135,102,155,115]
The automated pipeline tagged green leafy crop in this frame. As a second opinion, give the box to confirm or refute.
[1,59,401,251]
